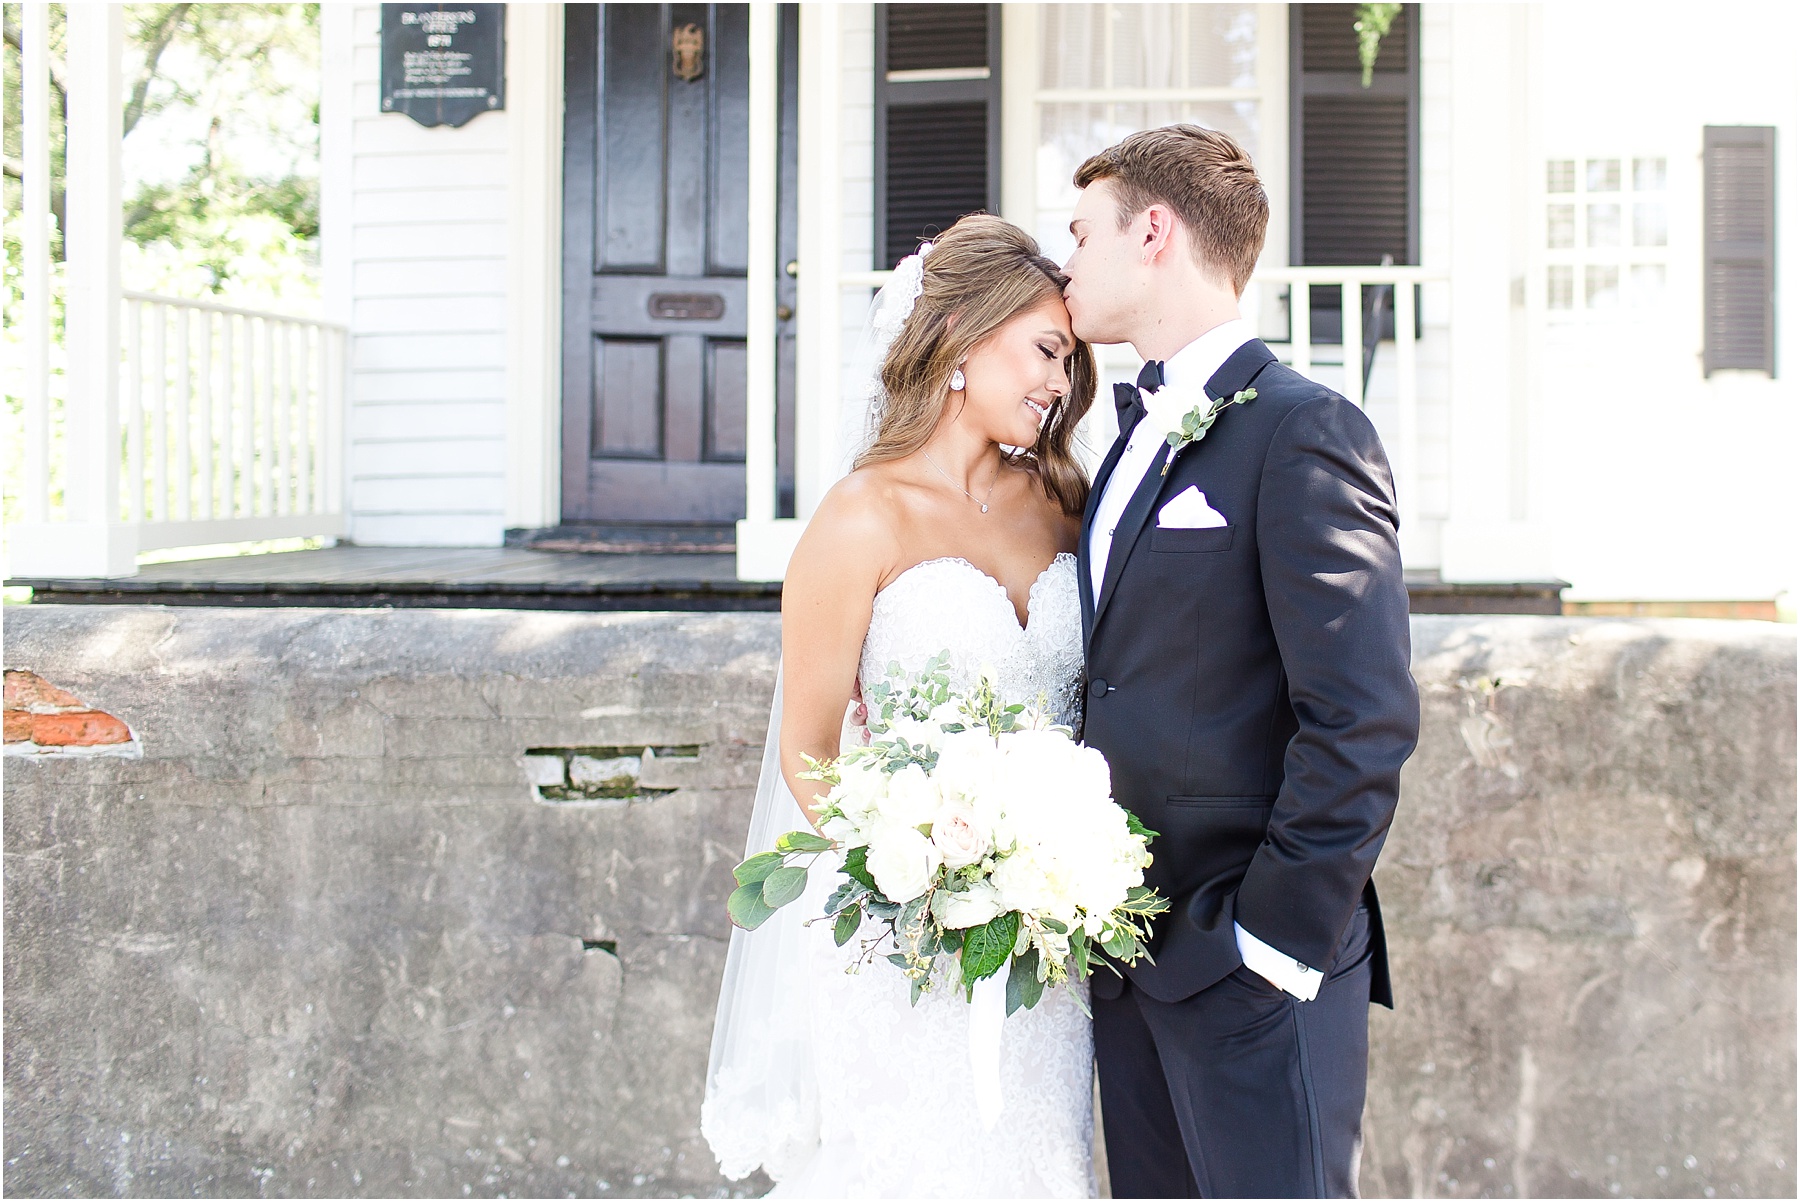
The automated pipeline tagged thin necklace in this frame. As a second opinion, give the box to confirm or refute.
[922,449,1000,514]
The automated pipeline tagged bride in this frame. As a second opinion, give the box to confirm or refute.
[702,214,1101,1197]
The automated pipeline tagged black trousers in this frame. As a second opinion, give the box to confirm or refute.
[1094,904,1374,1198]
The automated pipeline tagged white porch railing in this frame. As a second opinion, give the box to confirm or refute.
[116,293,347,547]
[9,293,347,577]
[1252,266,1447,556]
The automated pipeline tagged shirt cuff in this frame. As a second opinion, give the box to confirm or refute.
[1235,922,1323,1002]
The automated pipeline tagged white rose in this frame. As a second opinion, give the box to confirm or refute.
[927,699,965,730]
[930,797,990,869]
[931,729,1001,802]
[863,819,941,903]
[886,715,941,750]
[1143,384,1200,443]
[933,879,1003,930]
[882,762,942,828]
[829,759,887,829]
[819,812,863,847]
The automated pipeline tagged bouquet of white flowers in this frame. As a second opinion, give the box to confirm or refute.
[728,653,1168,1014]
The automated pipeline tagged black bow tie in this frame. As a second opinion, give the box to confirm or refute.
[1113,359,1167,426]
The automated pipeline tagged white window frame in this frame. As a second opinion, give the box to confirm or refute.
[1541,153,1672,322]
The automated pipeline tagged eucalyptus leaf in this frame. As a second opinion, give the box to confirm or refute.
[1006,948,1044,1015]
[727,881,777,930]
[776,830,833,854]
[833,903,862,946]
[824,879,865,916]
[732,850,786,887]
[1070,927,1092,977]
[761,865,809,909]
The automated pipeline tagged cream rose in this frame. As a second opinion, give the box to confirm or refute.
[930,797,990,870]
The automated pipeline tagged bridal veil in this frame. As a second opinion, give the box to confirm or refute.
[699,247,934,1182]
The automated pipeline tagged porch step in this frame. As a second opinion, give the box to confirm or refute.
[1403,573,1568,615]
[10,549,1564,616]
[5,545,778,613]
[505,523,737,554]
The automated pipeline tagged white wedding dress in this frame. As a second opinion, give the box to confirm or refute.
[704,552,1097,1198]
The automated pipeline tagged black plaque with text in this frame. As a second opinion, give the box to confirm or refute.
[380,4,505,128]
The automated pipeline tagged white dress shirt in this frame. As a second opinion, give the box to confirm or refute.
[1086,317,1325,1003]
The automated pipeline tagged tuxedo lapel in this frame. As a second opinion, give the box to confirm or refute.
[1204,340,1278,414]
[1089,340,1279,642]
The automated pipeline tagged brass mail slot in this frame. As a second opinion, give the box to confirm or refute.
[648,292,725,320]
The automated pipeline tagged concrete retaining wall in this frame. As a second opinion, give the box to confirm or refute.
[3,607,1792,1198]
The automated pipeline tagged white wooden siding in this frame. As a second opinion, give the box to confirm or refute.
[340,6,509,547]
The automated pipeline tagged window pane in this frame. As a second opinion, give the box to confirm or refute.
[1547,204,1575,249]
[1586,158,1621,192]
[1634,202,1667,247]
[1041,5,1105,89]
[1547,265,1574,310]
[1629,263,1667,306]
[1587,202,1621,248]
[1585,264,1619,309]
[1547,160,1575,193]
[1188,4,1259,88]
[1633,156,1666,192]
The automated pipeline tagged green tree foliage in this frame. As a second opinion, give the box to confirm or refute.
[3,3,320,528]
[3,3,320,300]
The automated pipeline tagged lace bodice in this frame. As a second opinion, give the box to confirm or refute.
[857,552,1084,733]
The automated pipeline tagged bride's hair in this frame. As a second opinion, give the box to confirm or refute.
[855,214,1098,516]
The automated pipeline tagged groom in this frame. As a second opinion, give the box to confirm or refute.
[1064,125,1420,1198]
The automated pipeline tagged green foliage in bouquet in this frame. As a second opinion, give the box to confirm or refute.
[726,654,1169,1015]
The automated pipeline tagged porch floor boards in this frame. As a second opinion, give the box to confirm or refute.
[8,548,1565,615]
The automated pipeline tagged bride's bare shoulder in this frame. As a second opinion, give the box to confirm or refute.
[786,465,907,585]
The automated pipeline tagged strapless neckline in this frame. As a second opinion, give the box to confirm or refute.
[877,552,1076,632]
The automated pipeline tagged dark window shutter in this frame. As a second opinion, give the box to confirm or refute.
[1704,126,1777,376]
[873,4,1001,268]
[1290,5,1419,347]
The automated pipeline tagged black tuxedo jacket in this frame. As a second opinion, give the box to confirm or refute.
[1079,338,1418,1007]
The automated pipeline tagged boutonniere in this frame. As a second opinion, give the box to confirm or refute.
[1148,388,1257,475]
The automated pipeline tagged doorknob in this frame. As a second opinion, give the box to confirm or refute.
[777,305,794,321]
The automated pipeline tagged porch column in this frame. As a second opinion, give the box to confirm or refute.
[1438,3,1554,584]
[738,1,829,581]
[11,4,135,578]
[505,3,566,532]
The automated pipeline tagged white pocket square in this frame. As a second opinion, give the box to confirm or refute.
[1157,486,1228,529]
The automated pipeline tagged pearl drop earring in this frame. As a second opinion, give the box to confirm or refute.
[950,366,966,391]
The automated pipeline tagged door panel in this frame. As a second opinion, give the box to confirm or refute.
[598,7,667,272]
[563,4,749,524]
[592,339,663,458]
[706,340,748,461]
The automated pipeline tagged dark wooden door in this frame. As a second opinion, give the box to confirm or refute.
[562,4,749,524]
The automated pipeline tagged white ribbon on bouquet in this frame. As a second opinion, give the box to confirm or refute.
[968,957,1011,1130]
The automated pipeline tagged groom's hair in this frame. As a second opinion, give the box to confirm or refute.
[1074,124,1268,295]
